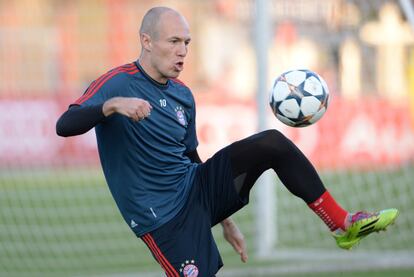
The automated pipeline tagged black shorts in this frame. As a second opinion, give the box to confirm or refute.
[140,147,249,277]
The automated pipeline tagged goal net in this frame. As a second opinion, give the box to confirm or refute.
[1,1,413,277]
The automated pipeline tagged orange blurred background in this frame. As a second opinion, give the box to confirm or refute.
[0,0,413,169]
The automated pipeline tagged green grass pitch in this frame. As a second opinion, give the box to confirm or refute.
[1,165,413,277]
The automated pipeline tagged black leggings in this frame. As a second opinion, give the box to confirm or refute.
[228,129,326,204]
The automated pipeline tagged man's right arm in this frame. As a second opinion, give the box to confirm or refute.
[56,97,153,137]
[56,104,105,137]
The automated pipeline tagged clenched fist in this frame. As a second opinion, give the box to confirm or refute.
[103,97,153,122]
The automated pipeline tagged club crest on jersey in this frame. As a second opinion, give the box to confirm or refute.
[179,260,198,277]
[175,106,187,126]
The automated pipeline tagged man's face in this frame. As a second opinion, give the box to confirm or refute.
[149,12,191,82]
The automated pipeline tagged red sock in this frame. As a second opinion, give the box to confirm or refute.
[308,191,349,231]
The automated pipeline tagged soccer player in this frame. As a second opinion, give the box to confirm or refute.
[56,6,399,277]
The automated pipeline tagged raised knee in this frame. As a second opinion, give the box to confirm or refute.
[261,129,287,142]
[259,129,292,153]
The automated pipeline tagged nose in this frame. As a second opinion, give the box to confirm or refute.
[177,42,187,57]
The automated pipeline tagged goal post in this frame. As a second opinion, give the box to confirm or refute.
[254,0,277,258]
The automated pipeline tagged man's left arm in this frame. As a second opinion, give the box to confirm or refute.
[220,217,248,263]
[184,149,248,263]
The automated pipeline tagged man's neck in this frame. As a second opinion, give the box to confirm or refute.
[138,57,168,84]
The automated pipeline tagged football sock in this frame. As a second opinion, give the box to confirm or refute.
[227,130,348,231]
[229,130,327,202]
[308,190,349,231]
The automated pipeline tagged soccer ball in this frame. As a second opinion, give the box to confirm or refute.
[269,69,330,127]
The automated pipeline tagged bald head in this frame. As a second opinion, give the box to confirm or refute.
[139,7,183,39]
[138,7,191,83]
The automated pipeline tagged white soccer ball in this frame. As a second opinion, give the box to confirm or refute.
[269,69,330,127]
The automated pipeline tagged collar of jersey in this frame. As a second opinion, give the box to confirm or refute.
[135,61,169,90]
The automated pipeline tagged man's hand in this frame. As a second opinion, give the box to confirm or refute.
[103,97,152,121]
[221,218,248,263]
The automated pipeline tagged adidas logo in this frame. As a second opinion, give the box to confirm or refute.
[357,218,379,237]
[130,220,138,228]
[313,198,323,207]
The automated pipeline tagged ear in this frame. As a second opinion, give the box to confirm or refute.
[140,33,152,52]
